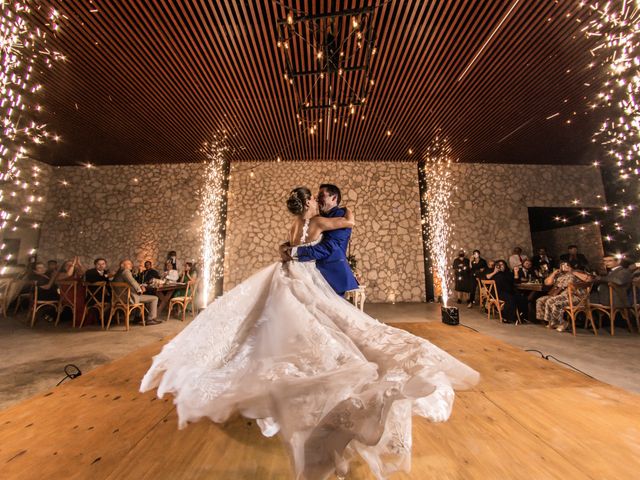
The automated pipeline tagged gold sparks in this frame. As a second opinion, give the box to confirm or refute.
[584,1,640,181]
[1,1,63,231]
[199,133,229,306]
[421,135,455,306]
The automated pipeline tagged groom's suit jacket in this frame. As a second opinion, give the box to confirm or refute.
[295,206,359,295]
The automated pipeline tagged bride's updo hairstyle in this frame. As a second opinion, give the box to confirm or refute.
[287,187,312,215]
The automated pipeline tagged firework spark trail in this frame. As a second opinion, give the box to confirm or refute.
[199,133,229,306]
[421,136,455,306]
[1,1,63,228]
[582,0,640,178]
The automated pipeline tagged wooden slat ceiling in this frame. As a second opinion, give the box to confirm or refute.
[31,0,603,166]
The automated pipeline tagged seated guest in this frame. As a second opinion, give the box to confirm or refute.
[28,262,59,302]
[485,260,528,323]
[24,262,59,323]
[536,261,593,331]
[84,257,112,304]
[508,247,528,270]
[56,257,87,321]
[46,259,58,278]
[163,259,180,282]
[112,259,160,325]
[531,247,554,274]
[513,259,540,283]
[141,260,161,284]
[84,257,111,283]
[479,260,495,280]
[559,245,589,271]
[173,262,198,298]
[590,255,632,307]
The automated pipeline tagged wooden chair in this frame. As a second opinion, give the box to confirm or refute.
[13,280,33,315]
[590,282,633,335]
[107,282,145,331]
[632,277,640,332]
[80,281,109,329]
[563,282,597,336]
[482,280,505,322]
[476,278,488,311]
[167,280,198,322]
[30,282,59,328]
[55,280,78,327]
[0,277,12,317]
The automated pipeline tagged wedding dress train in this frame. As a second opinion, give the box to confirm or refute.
[140,232,479,479]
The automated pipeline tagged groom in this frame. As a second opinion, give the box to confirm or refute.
[282,184,359,297]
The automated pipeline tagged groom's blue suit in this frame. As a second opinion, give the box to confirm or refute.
[296,206,359,296]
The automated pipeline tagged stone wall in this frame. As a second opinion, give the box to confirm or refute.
[37,163,206,271]
[223,161,425,303]
[0,158,54,266]
[35,160,606,303]
[442,163,605,268]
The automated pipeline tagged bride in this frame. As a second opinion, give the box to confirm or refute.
[140,187,479,480]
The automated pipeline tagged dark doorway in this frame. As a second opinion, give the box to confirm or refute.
[528,207,605,273]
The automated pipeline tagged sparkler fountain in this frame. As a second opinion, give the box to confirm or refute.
[199,132,230,307]
[419,135,459,324]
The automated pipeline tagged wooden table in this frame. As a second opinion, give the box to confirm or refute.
[516,282,549,292]
[152,283,186,314]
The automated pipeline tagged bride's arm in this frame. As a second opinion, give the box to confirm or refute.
[313,207,355,232]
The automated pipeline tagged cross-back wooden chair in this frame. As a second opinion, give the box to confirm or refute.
[482,280,505,322]
[0,277,12,318]
[55,280,78,327]
[167,279,198,322]
[476,278,488,311]
[563,282,597,336]
[107,282,144,331]
[31,282,59,328]
[13,280,33,315]
[590,282,633,335]
[632,277,640,332]
[80,281,109,329]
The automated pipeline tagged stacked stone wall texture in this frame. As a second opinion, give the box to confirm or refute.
[36,160,605,302]
[224,161,425,303]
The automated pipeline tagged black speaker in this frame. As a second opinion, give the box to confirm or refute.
[441,306,459,325]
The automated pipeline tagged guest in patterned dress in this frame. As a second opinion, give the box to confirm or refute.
[535,262,593,331]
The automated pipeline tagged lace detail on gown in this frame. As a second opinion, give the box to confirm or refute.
[140,242,479,480]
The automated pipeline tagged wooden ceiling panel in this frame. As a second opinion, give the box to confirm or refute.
[30,0,600,165]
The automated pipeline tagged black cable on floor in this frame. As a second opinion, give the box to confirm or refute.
[459,323,479,333]
[524,349,597,380]
[56,364,82,386]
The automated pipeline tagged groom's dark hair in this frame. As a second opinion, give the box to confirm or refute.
[320,184,341,205]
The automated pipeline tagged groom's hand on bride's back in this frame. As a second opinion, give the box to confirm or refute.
[279,242,293,262]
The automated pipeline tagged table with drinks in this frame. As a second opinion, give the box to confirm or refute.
[145,282,186,314]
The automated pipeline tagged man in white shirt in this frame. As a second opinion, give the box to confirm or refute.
[508,247,528,270]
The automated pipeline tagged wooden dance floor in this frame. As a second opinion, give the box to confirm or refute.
[1,322,639,479]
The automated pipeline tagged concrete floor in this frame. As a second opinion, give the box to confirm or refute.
[1,302,638,411]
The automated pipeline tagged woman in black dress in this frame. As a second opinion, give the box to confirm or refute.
[452,250,474,305]
[469,249,488,308]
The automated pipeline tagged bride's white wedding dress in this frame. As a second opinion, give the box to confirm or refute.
[140,220,479,479]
